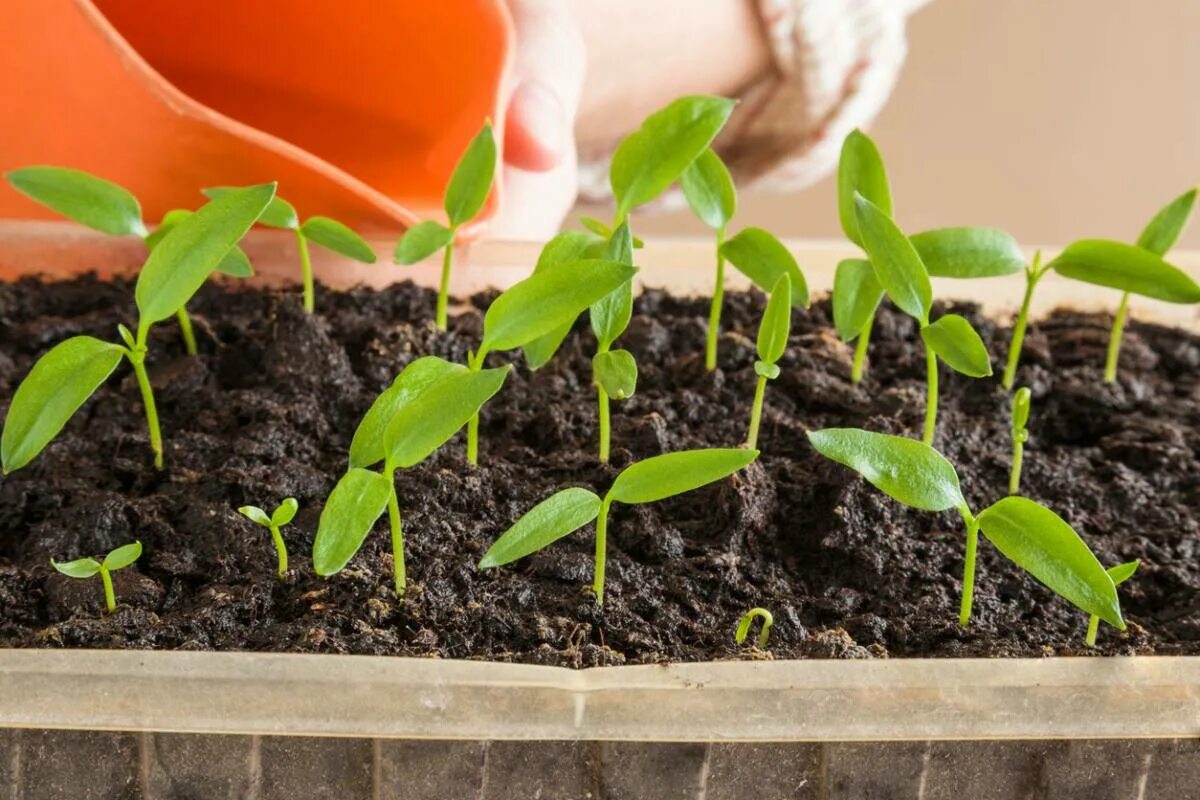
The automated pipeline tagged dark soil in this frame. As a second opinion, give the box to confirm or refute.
[0,275,1197,666]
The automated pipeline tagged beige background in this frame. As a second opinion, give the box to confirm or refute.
[628,0,1200,249]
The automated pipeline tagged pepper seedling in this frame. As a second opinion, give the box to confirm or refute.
[680,148,737,370]
[1048,188,1199,383]
[808,428,1124,630]
[51,541,142,614]
[480,448,758,605]
[746,274,791,449]
[204,187,376,314]
[5,166,256,356]
[238,498,299,581]
[999,250,1050,390]
[735,607,773,649]
[1087,561,1139,647]
[393,121,497,330]
[1,184,276,472]
[1009,388,1032,495]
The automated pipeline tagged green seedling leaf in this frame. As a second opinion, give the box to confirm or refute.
[680,148,736,230]
[578,217,646,248]
[384,367,510,468]
[102,541,142,571]
[312,468,393,576]
[1012,387,1032,431]
[590,223,636,350]
[921,314,993,377]
[610,95,735,218]
[2,336,125,474]
[1136,188,1196,256]
[757,274,792,366]
[444,121,497,227]
[6,166,147,237]
[1108,560,1139,585]
[239,505,272,527]
[910,227,1025,279]
[271,497,299,527]
[754,361,781,380]
[51,557,102,579]
[837,130,891,247]
[608,448,758,505]
[148,209,255,278]
[719,228,809,307]
[977,496,1123,628]
[592,349,638,399]
[807,428,964,512]
[478,487,603,568]
[393,220,454,264]
[349,356,467,468]
[203,186,297,229]
[524,232,594,369]
[832,258,884,341]
[300,216,376,263]
[1050,240,1200,303]
[854,193,932,322]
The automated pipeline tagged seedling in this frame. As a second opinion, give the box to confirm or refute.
[238,498,298,580]
[1087,561,1139,646]
[205,187,376,314]
[680,148,737,370]
[1049,188,1199,383]
[735,607,773,649]
[745,274,791,448]
[480,448,758,605]
[718,226,811,328]
[1,185,276,472]
[51,541,142,614]
[999,250,1050,390]
[393,121,496,330]
[1009,388,1032,495]
[808,428,1124,629]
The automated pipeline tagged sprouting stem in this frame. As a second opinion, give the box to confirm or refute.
[746,375,768,448]
[705,228,726,371]
[957,504,979,627]
[296,229,315,314]
[592,497,612,605]
[1104,292,1131,384]
[436,240,455,331]
[99,565,116,613]
[386,469,405,595]
[597,385,612,463]
[922,342,938,445]
[1001,251,1046,391]
[127,349,163,469]
[1085,614,1100,647]
[1010,430,1026,496]
[735,607,774,648]
[269,523,288,579]
[465,348,486,467]
[175,307,198,356]
[850,316,874,385]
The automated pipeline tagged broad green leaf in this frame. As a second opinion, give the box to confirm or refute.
[608,448,758,505]
[148,209,254,278]
[756,274,792,365]
[203,187,297,229]
[478,488,603,568]
[51,557,102,579]
[1107,560,1139,586]
[977,496,1123,628]
[1,336,125,473]
[393,220,453,264]
[6,166,146,237]
[590,223,636,349]
[349,356,467,468]
[854,193,932,322]
[910,227,1025,279]
[238,505,272,527]
[837,130,891,247]
[1050,240,1200,303]
[136,183,276,330]
[444,121,497,227]
[312,468,393,575]
[807,428,963,512]
[272,497,299,527]
[384,367,510,468]
[832,258,884,341]
[1136,188,1196,256]
[1012,387,1032,431]
[524,232,594,369]
[680,148,736,230]
[921,314,992,378]
[719,228,810,307]
[592,349,638,399]
[301,216,376,263]
[610,95,735,219]
[103,541,142,571]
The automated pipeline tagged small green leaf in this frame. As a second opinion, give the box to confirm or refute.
[719,228,809,307]
[524,232,594,369]
[203,187,297,229]
[920,314,992,377]
[393,220,454,265]
[384,367,510,468]
[1136,188,1196,256]
[579,216,611,238]
[6,166,146,237]
[444,121,497,227]
[592,349,638,399]
[103,541,142,571]
[837,130,891,248]
[271,498,299,527]
[239,505,272,527]
[610,95,735,219]
[754,361,781,380]
[1107,560,1139,586]
[910,227,1026,279]
[1050,240,1200,303]
[832,258,884,341]
[301,216,376,263]
[478,487,603,568]
[756,274,792,365]
[590,222,636,349]
[51,557,102,579]
[977,496,1123,628]
[2,336,125,474]
[116,325,136,349]
[1012,387,1032,431]
[149,209,254,278]
[680,148,736,230]
[312,468,393,576]
[807,428,964,512]
[608,448,758,506]
[854,193,932,322]
[350,356,467,469]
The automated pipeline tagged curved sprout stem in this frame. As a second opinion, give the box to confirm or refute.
[592,497,613,605]
[735,607,774,649]
[296,229,315,314]
[704,228,726,371]
[1104,292,1131,384]
[850,315,874,385]
[1002,252,1046,391]
[436,240,455,331]
[268,524,288,580]
[957,504,979,626]
[99,565,116,614]
[746,375,768,448]
[128,349,163,469]
[175,307,198,356]
[1009,430,1026,496]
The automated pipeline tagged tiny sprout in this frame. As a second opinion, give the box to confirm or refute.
[238,498,298,580]
[1087,561,1139,647]
[746,274,791,449]
[735,607,773,649]
[51,541,142,614]
[680,148,737,370]
[480,448,758,605]
[1009,388,1032,496]
[393,121,496,330]
[1000,250,1050,390]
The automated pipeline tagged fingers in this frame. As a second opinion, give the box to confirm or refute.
[504,81,566,172]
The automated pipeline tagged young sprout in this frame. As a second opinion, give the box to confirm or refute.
[680,148,737,370]
[808,428,1124,630]
[718,227,811,346]
[51,541,142,614]
[238,498,298,581]
[480,448,758,605]
[1,185,276,472]
[999,250,1050,390]
[393,122,497,330]
[204,187,376,314]
[1087,561,1139,647]
[1049,188,1199,383]
[745,274,791,449]
[735,607,774,649]
[1009,388,1032,495]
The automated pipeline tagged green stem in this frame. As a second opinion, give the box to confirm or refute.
[922,342,938,445]
[1104,292,1130,384]
[129,352,163,469]
[1002,255,1044,391]
[850,315,874,385]
[269,525,288,580]
[746,375,768,448]
[958,505,979,627]
[597,384,611,463]
[387,475,405,596]
[705,228,726,371]
[592,498,612,605]
[465,349,484,467]
[99,566,116,613]
[1085,614,1100,647]
[1009,436,1024,496]
[175,307,198,356]
[296,229,315,314]
[436,241,454,331]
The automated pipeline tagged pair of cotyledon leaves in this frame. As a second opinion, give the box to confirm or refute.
[52,541,142,579]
